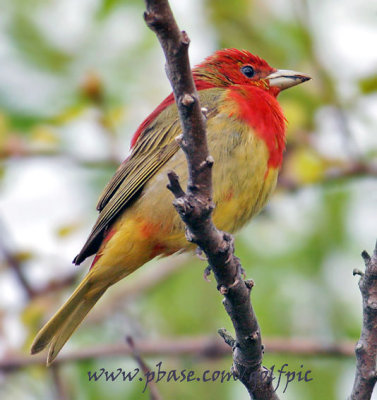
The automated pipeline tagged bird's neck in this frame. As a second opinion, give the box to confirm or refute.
[226,85,287,169]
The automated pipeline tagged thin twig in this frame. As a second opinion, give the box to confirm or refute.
[0,219,35,299]
[126,336,162,400]
[0,336,356,371]
[278,161,377,192]
[50,365,70,400]
[144,1,277,398]
[350,242,377,399]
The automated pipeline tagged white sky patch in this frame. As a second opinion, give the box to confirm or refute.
[347,179,377,250]
[34,0,100,52]
[59,108,114,160]
[311,0,377,81]
[321,251,362,311]
[313,106,355,160]
[0,158,90,286]
[0,57,70,115]
[171,0,217,64]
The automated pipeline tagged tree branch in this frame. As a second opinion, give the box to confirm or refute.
[50,365,70,400]
[350,242,377,399]
[278,161,377,192]
[126,336,162,400]
[144,1,277,398]
[0,336,356,371]
[0,220,35,299]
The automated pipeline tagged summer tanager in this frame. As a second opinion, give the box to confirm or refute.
[31,49,310,365]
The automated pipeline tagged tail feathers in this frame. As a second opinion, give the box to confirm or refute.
[31,276,107,365]
[46,290,104,366]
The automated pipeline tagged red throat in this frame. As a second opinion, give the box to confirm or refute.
[227,86,286,169]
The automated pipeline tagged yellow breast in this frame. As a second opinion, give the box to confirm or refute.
[94,95,279,273]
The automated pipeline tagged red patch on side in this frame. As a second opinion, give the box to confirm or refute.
[89,227,117,270]
[227,86,286,169]
[150,243,166,258]
[224,190,234,201]
[130,80,216,149]
[139,221,161,239]
[90,253,102,270]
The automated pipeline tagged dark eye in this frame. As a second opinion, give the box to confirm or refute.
[241,65,255,78]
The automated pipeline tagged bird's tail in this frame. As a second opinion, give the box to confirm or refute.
[30,274,107,366]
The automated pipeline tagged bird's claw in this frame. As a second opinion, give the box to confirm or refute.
[239,265,246,279]
[203,265,212,282]
[195,247,206,261]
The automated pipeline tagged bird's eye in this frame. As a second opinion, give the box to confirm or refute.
[241,65,255,78]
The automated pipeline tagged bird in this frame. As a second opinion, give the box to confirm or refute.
[30,48,310,365]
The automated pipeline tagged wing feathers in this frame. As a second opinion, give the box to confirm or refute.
[74,88,223,264]
[74,123,180,264]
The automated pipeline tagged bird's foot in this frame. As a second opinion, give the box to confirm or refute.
[238,264,247,280]
[203,265,212,282]
[195,246,207,261]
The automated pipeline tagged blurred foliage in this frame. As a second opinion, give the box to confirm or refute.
[358,74,377,95]
[0,0,376,400]
[9,14,72,72]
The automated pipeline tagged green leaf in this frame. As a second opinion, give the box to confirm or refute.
[358,74,377,94]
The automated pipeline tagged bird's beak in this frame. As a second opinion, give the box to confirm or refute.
[266,69,311,91]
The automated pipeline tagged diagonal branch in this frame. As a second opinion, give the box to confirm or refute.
[126,336,162,400]
[0,219,35,299]
[350,242,377,399]
[144,1,277,398]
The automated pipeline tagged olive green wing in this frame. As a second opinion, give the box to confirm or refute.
[73,88,223,265]
[73,116,181,264]
[96,125,175,212]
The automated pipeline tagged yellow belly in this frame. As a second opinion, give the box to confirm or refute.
[91,114,278,283]
[141,113,278,234]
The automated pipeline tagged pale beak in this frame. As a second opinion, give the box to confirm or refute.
[266,69,311,90]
